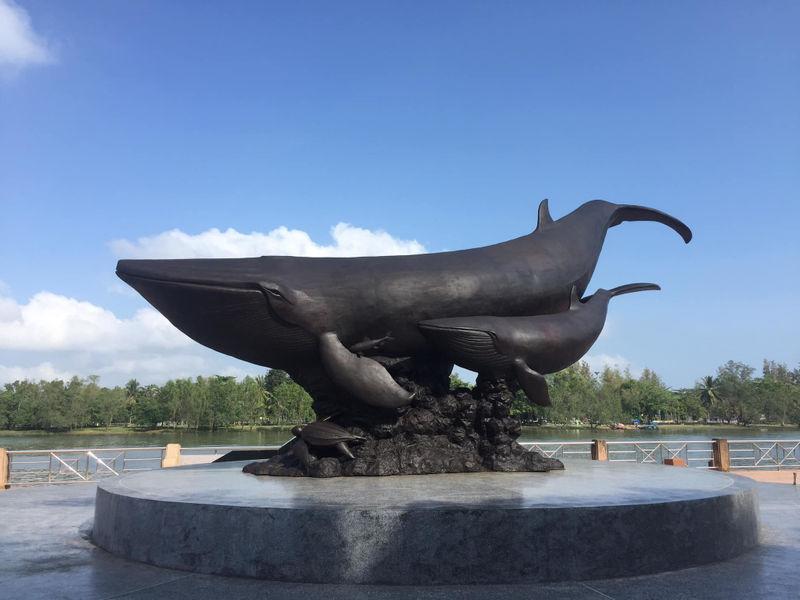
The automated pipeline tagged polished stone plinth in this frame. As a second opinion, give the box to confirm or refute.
[92,461,759,584]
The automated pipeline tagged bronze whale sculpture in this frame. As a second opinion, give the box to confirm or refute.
[116,199,691,410]
[419,283,660,406]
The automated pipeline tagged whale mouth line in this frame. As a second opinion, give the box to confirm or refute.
[117,269,304,331]
[116,271,258,292]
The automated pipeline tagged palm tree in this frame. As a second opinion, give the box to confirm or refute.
[256,374,286,424]
[124,379,141,426]
[124,379,141,397]
[698,375,721,419]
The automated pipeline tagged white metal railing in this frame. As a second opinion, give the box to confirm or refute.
[520,441,593,460]
[180,445,274,456]
[4,445,285,487]
[605,440,715,469]
[4,438,799,487]
[728,440,800,470]
[5,446,168,486]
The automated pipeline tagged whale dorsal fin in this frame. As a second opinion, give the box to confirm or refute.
[536,199,554,231]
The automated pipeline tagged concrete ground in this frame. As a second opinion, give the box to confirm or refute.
[1,474,798,600]
[735,469,799,485]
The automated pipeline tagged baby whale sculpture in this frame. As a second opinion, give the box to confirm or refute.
[419,283,660,407]
[117,198,692,477]
[318,332,414,409]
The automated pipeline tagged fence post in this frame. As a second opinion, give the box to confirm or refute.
[712,438,730,472]
[591,439,608,461]
[0,448,9,490]
[162,443,182,468]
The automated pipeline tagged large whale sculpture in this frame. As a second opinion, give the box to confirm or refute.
[117,199,690,412]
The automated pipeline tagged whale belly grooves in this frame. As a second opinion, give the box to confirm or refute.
[117,275,317,369]
[416,323,512,373]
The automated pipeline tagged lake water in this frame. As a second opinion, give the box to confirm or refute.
[2,425,799,451]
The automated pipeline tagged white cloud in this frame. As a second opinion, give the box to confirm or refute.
[0,292,190,352]
[0,347,261,387]
[0,295,21,321]
[0,0,53,70]
[0,351,263,386]
[598,317,612,339]
[0,361,74,383]
[110,222,426,259]
[583,353,640,377]
[106,280,139,297]
[94,353,207,380]
[0,221,430,385]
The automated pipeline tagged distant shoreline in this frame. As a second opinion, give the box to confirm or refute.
[2,422,799,437]
[535,422,800,431]
[0,425,295,437]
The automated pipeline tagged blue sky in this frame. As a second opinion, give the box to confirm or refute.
[1,1,798,387]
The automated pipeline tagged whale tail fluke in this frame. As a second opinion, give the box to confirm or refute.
[607,283,661,298]
[609,205,693,243]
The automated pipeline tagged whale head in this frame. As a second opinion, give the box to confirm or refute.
[581,282,662,306]
[116,257,316,368]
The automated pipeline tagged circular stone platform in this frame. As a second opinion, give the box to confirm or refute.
[92,461,759,584]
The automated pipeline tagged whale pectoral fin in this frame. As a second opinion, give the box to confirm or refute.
[513,359,551,407]
[319,332,414,409]
[348,333,394,355]
[418,320,509,372]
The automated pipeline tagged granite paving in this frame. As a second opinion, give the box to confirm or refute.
[1,470,798,599]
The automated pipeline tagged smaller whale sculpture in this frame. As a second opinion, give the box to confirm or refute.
[290,421,366,466]
[418,283,660,406]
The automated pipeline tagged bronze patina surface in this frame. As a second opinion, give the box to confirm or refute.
[117,199,691,476]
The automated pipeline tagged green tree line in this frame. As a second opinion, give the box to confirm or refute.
[509,359,800,427]
[1,360,799,432]
[0,369,313,432]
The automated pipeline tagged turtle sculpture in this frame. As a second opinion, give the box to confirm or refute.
[117,198,692,477]
[290,422,366,467]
